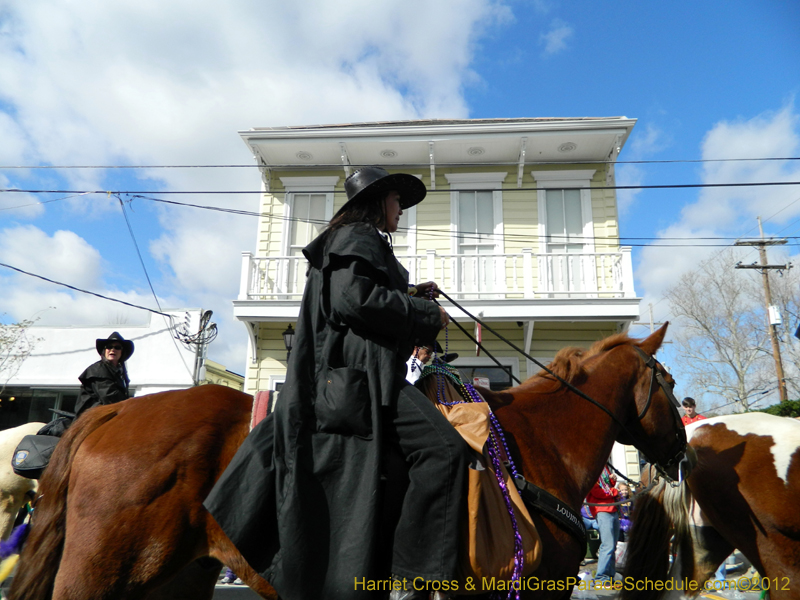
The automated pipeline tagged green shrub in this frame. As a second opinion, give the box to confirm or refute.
[761,400,800,418]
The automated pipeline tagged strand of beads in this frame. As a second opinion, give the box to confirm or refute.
[410,346,421,373]
[487,426,524,600]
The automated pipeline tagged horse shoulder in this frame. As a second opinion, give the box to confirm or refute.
[474,385,514,410]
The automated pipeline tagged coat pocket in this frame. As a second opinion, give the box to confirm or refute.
[316,366,372,438]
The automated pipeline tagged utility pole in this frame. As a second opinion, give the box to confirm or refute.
[735,217,792,403]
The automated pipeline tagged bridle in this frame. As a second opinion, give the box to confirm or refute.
[632,346,689,484]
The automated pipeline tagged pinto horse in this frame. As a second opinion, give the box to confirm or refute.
[10,324,683,600]
[622,413,800,600]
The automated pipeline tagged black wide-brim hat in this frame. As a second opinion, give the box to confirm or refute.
[96,331,134,362]
[344,166,427,210]
[433,341,459,363]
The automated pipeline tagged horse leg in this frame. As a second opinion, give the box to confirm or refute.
[688,524,734,586]
[143,558,222,600]
[205,516,280,599]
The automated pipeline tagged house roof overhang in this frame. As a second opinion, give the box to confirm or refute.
[239,117,637,174]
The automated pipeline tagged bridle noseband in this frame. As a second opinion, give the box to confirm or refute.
[633,346,689,483]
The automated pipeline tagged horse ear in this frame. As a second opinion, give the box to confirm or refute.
[638,321,669,355]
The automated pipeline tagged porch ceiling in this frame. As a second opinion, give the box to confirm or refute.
[240,117,636,170]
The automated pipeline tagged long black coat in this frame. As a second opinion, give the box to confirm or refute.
[75,360,130,417]
[205,223,442,600]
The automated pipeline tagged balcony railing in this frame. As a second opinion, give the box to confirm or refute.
[238,248,635,301]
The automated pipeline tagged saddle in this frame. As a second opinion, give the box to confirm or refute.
[12,434,60,480]
[11,410,74,480]
[417,373,542,589]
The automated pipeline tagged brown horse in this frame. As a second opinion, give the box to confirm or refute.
[622,413,800,600]
[10,324,684,600]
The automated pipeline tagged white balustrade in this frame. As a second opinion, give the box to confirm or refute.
[239,250,635,301]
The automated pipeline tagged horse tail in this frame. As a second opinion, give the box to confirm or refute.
[9,406,119,600]
[621,471,694,600]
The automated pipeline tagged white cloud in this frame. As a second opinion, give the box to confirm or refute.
[0,0,510,371]
[0,225,102,289]
[539,19,573,55]
[636,102,800,305]
[683,103,800,231]
[0,225,169,326]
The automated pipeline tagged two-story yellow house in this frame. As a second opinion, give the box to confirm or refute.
[234,118,639,411]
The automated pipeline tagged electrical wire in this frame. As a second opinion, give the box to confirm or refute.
[0,261,172,317]
[115,195,200,381]
[0,156,798,169]
[3,180,800,195]
[116,196,163,312]
[7,189,800,249]
[0,191,93,212]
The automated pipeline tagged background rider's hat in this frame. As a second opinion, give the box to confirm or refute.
[343,166,427,210]
[96,331,135,361]
[681,396,696,407]
[434,341,459,364]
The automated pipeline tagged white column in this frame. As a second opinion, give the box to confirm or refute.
[620,246,636,297]
[239,252,253,300]
[523,249,534,299]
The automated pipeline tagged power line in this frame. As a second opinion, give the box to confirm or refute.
[7,190,800,249]
[3,180,800,195]
[0,157,798,169]
[116,195,163,313]
[0,261,172,317]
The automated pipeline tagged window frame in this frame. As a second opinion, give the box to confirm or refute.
[448,356,520,391]
[445,172,506,256]
[532,170,596,253]
[278,176,339,257]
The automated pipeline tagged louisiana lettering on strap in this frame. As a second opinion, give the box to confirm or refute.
[511,473,586,543]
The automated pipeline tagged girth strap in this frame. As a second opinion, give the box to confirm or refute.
[510,470,586,544]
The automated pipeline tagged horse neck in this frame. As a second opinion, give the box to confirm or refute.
[495,346,640,506]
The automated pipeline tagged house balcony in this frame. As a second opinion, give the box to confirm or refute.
[233,248,641,324]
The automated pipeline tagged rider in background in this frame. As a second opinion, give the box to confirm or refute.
[75,332,133,419]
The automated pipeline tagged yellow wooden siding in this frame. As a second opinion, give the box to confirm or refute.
[254,167,621,298]
[248,321,621,388]
[244,322,293,395]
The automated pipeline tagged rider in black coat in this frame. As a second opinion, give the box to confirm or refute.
[75,331,133,418]
[205,167,470,600]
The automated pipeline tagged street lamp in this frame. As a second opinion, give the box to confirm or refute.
[282,325,295,362]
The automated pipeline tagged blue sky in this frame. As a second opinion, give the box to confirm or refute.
[1,0,799,399]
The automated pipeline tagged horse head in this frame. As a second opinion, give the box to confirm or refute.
[619,322,688,482]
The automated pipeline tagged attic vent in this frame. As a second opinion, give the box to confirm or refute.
[467,146,485,156]
[296,151,313,160]
[380,149,397,158]
[558,142,577,153]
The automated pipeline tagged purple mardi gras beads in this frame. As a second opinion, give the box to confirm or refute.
[487,429,525,600]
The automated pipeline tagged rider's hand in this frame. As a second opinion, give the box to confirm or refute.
[414,281,440,299]
[438,306,450,329]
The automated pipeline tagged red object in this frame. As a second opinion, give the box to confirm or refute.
[586,477,619,518]
[251,390,274,429]
[682,413,707,426]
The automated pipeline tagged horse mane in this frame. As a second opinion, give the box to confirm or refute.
[621,458,699,600]
[534,332,642,389]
